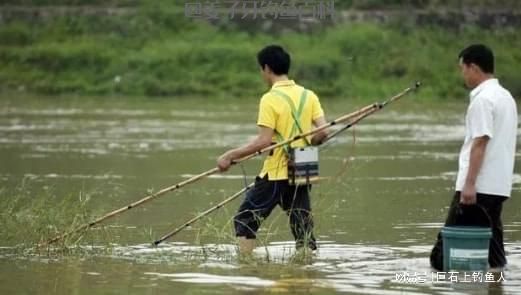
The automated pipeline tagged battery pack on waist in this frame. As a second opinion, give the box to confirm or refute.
[270,88,320,186]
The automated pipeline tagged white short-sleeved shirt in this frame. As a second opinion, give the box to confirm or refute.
[455,78,518,197]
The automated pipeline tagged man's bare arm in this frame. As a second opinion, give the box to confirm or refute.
[217,126,274,171]
[311,116,328,146]
[461,135,490,204]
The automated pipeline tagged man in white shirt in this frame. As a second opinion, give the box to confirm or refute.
[430,44,518,271]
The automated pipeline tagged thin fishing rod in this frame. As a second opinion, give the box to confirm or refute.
[153,183,254,246]
[42,82,418,247]
[153,82,421,246]
[42,101,375,247]
[42,168,219,247]
[324,81,421,143]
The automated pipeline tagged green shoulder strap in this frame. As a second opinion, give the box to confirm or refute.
[270,88,311,147]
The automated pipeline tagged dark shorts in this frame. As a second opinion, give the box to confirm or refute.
[234,175,317,250]
[430,191,508,270]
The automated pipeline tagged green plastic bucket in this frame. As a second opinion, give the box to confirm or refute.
[441,226,492,271]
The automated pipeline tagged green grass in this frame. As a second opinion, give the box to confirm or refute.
[0,180,89,249]
[0,3,520,100]
[0,179,132,256]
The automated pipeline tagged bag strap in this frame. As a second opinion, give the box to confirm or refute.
[270,88,311,146]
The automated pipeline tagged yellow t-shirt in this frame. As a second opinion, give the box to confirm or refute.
[257,80,324,180]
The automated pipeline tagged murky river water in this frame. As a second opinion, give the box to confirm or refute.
[0,95,520,294]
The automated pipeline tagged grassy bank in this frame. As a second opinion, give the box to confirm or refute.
[0,180,92,249]
[0,180,153,253]
[0,3,520,100]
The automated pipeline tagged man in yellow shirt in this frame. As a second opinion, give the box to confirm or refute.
[217,45,328,254]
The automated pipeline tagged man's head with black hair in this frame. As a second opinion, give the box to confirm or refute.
[257,45,290,85]
[458,44,495,89]
[459,44,494,74]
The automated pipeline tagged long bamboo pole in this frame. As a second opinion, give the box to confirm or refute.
[152,183,254,246]
[151,82,421,246]
[42,82,420,247]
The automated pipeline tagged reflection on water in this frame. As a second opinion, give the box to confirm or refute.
[119,241,521,294]
[2,239,518,294]
[1,99,520,294]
